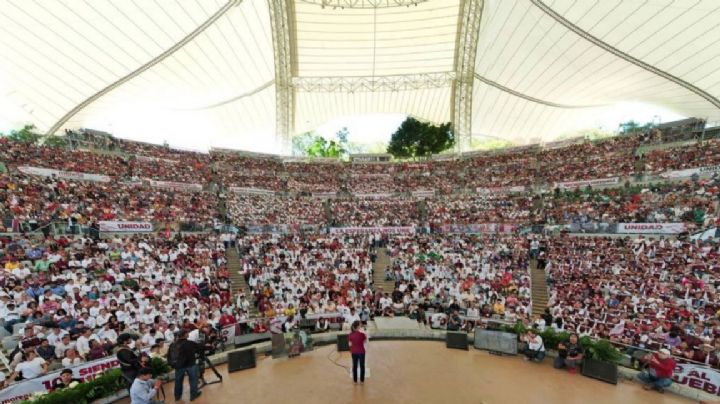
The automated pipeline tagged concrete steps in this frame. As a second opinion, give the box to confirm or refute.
[530,259,549,317]
[226,247,258,316]
[372,248,395,294]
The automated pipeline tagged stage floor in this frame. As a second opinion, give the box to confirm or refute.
[120,341,693,404]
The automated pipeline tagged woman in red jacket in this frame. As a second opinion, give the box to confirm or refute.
[347,320,367,384]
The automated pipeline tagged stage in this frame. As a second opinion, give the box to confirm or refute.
[119,341,692,404]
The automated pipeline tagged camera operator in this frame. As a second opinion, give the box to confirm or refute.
[166,330,202,402]
[116,334,141,389]
[199,325,219,356]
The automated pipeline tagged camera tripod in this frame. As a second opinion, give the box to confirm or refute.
[198,352,223,388]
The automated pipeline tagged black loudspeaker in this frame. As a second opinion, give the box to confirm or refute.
[337,334,350,352]
[228,348,256,373]
[581,357,618,385]
[446,331,469,350]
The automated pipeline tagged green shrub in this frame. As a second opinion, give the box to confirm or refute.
[21,359,171,404]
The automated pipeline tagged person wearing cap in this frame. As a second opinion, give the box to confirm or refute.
[51,369,82,391]
[129,367,163,404]
[638,348,676,393]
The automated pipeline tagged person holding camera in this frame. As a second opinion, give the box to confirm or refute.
[638,348,676,393]
[167,330,202,402]
[130,367,163,404]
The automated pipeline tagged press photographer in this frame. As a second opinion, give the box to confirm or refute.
[166,330,202,402]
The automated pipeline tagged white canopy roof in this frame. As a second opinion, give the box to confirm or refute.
[1,0,719,152]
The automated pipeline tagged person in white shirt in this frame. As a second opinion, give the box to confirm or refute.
[12,350,48,380]
[61,348,84,367]
[75,329,97,358]
[521,329,546,362]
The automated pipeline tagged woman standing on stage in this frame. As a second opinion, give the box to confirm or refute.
[347,320,367,384]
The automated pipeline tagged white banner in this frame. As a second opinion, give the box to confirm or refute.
[147,179,202,191]
[311,192,337,199]
[411,189,436,198]
[476,186,526,194]
[329,226,415,234]
[555,177,619,189]
[353,193,394,199]
[17,166,111,183]
[99,221,154,233]
[437,223,517,234]
[673,362,720,395]
[229,187,276,196]
[617,223,685,234]
[135,155,178,164]
[0,355,121,403]
[661,164,720,179]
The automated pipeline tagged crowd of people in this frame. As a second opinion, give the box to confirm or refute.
[2,125,720,398]
[541,234,720,370]
[0,172,220,232]
[384,234,532,326]
[0,232,234,388]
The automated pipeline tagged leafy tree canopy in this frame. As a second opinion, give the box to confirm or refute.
[291,131,347,159]
[2,124,42,144]
[386,117,454,159]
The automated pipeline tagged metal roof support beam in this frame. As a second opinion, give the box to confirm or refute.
[300,0,429,9]
[531,0,720,110]
[473,73,606,109]
[45,0,242,135]
[269,0,296,155]
[292,72,456,92]
[451,0,484,153]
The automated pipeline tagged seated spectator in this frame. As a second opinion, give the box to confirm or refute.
[61,348,84,367]
[521,330,545,362]
[12,349,48,381]
[553,334,583,373]
[638,349,676,393]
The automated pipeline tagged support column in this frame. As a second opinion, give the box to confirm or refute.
[268,0,296,155]
[451,0,484,153]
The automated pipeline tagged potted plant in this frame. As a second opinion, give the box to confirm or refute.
[579,337,623,384]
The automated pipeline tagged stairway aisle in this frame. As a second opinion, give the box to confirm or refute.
[226,246,258,316]
[530,259,549,317]
[372,248,395,294]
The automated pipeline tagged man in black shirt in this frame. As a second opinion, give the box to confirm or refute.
[116,334,141,388]
[51,369,82,391]
[167,330,202,402]
[554,333,584,373]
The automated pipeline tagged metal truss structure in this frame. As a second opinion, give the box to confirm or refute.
[451,0,484,153]
[268,0,297,155]
[292,72,456,92]
[299,0,429,9]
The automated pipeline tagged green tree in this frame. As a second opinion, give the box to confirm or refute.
[292,132,318,156]
[386,117,453,159]
[41,134,67,148]
[2,124,42,144]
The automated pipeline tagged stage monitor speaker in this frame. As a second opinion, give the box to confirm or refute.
[228,348,256,373]
[446,331,469,350]
[473,329,517,355]
[337,334,350,352]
